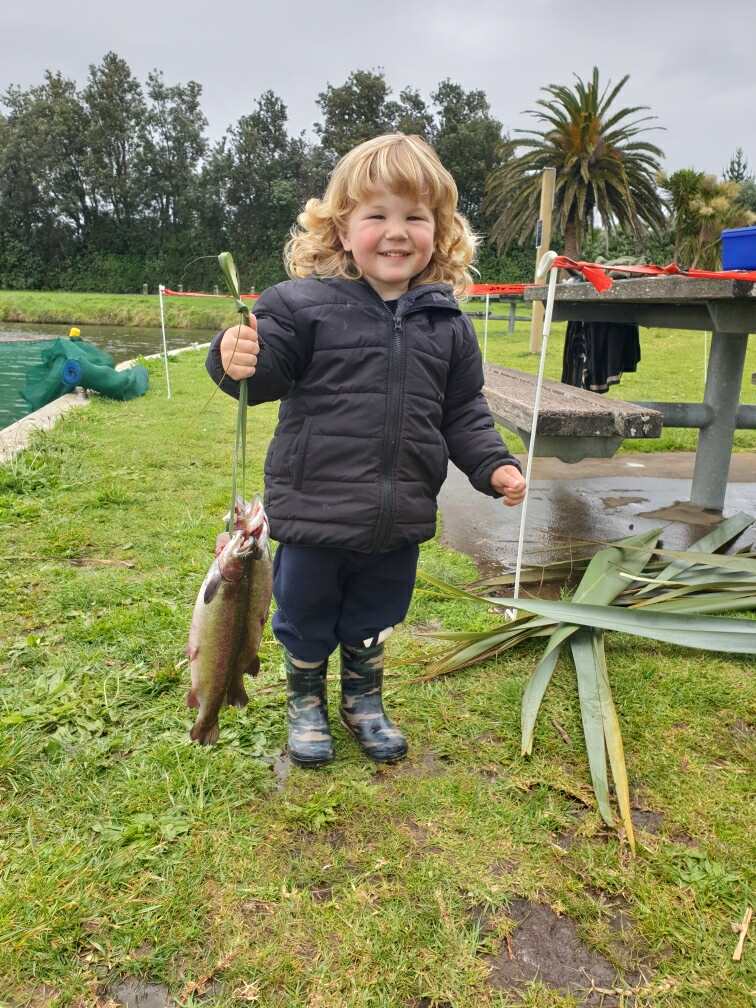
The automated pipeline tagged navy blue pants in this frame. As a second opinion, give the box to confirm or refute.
[271,543,420,662]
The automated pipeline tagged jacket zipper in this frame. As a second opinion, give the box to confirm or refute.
[365,286,461,552]
[371,312,405,552]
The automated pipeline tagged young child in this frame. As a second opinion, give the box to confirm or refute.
[206,133,526,768]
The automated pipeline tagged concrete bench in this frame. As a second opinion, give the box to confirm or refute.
[483,364,663,463]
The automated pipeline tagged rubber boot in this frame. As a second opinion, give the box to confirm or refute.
[284,651,334,767]
[339,642,408,762]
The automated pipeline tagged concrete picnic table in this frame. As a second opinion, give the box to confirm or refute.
[526,276,756,513]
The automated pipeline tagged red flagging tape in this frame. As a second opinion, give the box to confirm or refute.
[550,257,756,292]
[162,288,259,299]
[467,283,529,295]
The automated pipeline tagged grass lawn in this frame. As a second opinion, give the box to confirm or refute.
[1,351,753,1007]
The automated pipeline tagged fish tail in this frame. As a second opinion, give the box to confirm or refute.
[190,718,220,745]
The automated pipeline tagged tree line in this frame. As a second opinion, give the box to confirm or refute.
[0,55,528,292]
[1,54,754,294]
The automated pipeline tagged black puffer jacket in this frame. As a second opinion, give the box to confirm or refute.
[206,276,520,553]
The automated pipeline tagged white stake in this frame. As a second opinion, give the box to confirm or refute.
[158,283,172,400]
[506,251,559,620]
[483,292,490,364]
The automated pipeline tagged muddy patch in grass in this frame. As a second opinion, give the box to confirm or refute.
[586,889,663,974]
[467,902,498,939]
[553,807,592,850]
[398,816,430,843]
[585,887,636,941]
[309,880,334,903]
[489,857,519,880]
[268,750,292,789]
[324,827,346,849]
[127,943,156,962]
[595,893,633,937]
[473,730,505,745]
[478,765,500,782]
[374,749,449,781]
[486,898,643,1006]
[241,897,277,919]
[631,808,664,835]
[396,815,443,854]
[108,978,172,1008]
[18,986,61,1008]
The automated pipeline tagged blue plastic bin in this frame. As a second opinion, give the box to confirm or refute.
[721,225,756,270]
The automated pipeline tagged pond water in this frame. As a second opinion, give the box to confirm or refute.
[0,321,214,429]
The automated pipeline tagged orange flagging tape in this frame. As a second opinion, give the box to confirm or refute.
[550,257,756,292]
[467,283,529,295]
[162,288,259,299]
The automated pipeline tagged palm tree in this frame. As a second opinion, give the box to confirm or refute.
[484,68,666,259]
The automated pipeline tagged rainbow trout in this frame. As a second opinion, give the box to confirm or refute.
[186,497,272,744]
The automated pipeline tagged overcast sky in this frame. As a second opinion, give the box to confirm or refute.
[3,0,755,176]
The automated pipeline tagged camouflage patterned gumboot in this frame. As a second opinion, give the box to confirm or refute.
[339,642,408,762]
[284,651,334,767]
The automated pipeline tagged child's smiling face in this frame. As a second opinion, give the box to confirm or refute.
[339,186,436,300]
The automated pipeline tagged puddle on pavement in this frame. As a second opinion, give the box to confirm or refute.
[601,495,649,509]
[438,461,756,578]
[638,500,723,524]
[486,898,643,1006]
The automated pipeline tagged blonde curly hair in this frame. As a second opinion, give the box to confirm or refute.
[284,133,478,297]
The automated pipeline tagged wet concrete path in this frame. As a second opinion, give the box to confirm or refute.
[438,452,756,576]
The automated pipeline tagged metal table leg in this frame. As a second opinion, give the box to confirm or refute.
[690,331,748,511]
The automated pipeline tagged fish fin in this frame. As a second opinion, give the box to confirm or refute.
[186,688,200,709]
[190,718,219,745]
[215,532,230,557]
[186,643,199,660]
[203,572,222,605]
[227,672,249,708]
[245,655,261,678]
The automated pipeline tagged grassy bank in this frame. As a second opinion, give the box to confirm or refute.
[0,289,238,331]
[0,351,753,1007]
